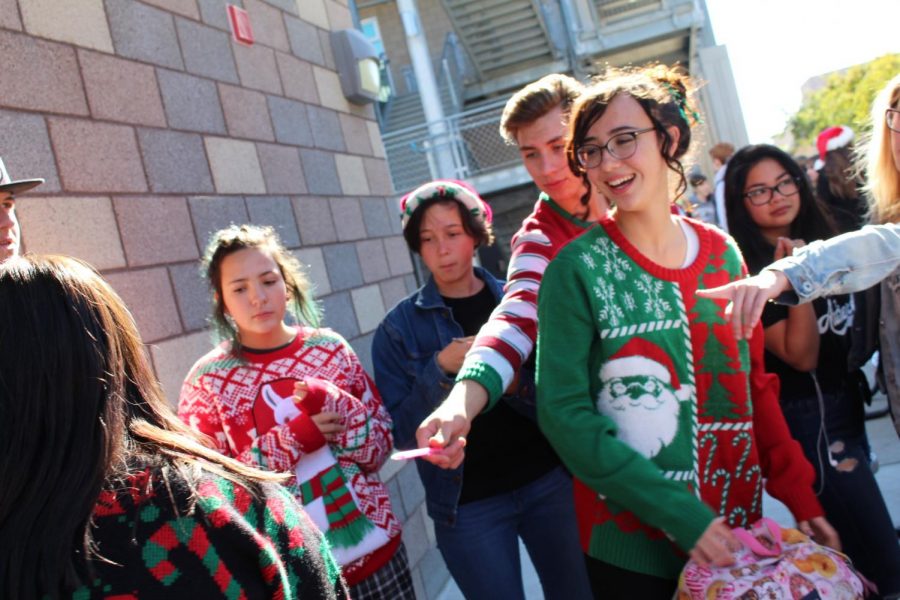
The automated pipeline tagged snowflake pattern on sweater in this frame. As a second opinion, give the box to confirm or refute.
[67,466,348,599]
[178,327,401,586]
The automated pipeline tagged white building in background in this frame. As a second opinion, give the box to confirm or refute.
[358,0,748,271]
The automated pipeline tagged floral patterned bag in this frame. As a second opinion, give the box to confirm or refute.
[677,518,872,599]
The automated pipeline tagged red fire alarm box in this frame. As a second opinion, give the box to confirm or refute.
[227,5,254,46]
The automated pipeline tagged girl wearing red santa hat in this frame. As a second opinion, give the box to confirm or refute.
[535,64,838,599]
[814,125,868,233]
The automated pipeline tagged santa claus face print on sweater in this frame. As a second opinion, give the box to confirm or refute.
[596,339,693,459]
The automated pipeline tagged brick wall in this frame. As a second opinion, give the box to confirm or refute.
[0,0,448,596]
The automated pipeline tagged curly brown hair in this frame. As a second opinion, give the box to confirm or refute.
[566,64,701,202]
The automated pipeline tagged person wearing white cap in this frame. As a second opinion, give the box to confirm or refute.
[0,157,44,262]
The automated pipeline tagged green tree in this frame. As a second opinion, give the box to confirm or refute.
[692,295,741,419]
[787,53,900,151]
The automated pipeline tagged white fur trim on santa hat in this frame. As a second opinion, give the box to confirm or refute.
[600,354,671,384]
[815,125,854,169]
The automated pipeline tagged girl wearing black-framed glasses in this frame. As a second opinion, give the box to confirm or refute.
[722,143,900,596]
[536,64,838,599]
[698,73,900,599]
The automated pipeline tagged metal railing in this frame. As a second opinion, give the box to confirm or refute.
[381,97,520,194]
[595,0,662,24]
[439,32,471,113]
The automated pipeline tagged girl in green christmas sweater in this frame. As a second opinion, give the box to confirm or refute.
[535,65,839,598]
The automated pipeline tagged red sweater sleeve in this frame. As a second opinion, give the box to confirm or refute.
[178,375,325,472]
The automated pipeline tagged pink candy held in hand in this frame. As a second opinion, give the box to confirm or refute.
[390,447,445,461]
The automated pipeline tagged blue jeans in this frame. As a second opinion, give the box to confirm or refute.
[780,390,900,598]
[434,466,592,600]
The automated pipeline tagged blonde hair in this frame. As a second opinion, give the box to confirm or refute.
[499,73,584,145]
[861,73,900,224]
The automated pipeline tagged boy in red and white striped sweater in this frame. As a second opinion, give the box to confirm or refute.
[417,74,609,466]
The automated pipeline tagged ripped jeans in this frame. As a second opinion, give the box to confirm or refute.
[780,390,900,598]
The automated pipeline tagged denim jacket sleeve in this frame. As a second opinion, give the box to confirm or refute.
[372,318,454,450]
[770,224,900,303]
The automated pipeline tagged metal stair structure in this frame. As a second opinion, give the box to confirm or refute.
[594,0,663,24]
[381,84,458,194]
[440,0,557,80]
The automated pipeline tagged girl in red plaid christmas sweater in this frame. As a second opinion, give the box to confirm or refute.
[178,225,413,599]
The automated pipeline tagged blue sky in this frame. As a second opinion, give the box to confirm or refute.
[705,0,898,143]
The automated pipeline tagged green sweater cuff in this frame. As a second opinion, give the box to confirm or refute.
[456,363,503,409]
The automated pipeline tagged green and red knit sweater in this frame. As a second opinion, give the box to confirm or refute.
[536,216,823,579]
[67,465,348,599]
[178,327,401,586]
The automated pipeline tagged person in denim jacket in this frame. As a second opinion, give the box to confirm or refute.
[699,74,900,444]
[372,180,590,600]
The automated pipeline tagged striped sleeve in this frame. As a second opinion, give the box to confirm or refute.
[456,227,556,405]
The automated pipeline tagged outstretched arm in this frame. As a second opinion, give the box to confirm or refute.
[416,227,557,467]
[697,269,792,339]
[699,224,900,338]
[372,320,464,450]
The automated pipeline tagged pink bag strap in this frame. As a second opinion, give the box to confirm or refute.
[731,517,783,557]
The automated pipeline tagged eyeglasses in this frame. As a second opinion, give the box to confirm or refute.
[575,127,656,169]
[743,177,800,206]
[886,109,900,133]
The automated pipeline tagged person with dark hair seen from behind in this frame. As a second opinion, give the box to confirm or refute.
[415,73,609,473]
[814,125,869,233]
[373,180,590,599]
[0,156,43,263]
[723,144,900,598]
[536,64,837,599]
[179,224,413,599]
[709,141,734,232]
[0,254,348,599]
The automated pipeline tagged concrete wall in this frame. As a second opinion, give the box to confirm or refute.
[0,0,448,596]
